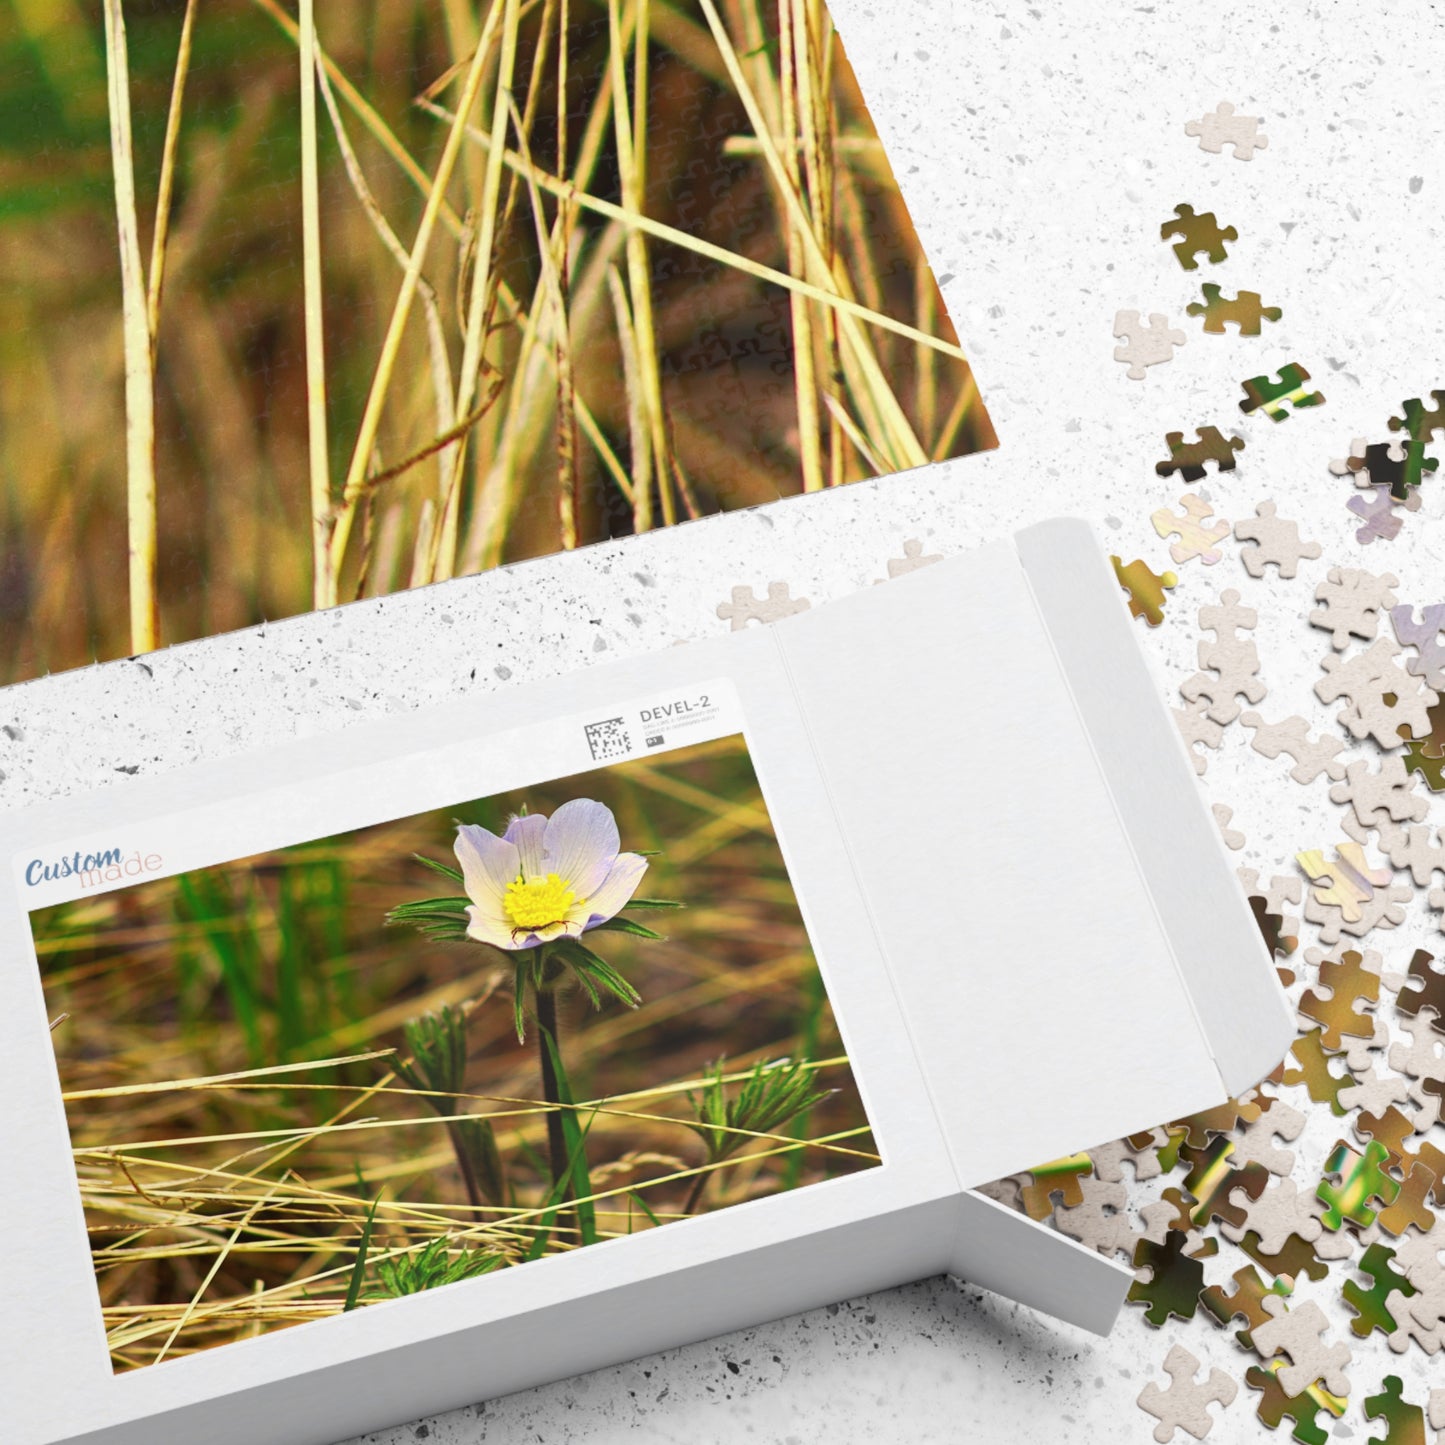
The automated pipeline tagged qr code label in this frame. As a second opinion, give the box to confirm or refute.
[585,717,631,761]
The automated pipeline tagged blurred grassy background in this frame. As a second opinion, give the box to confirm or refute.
[0,0,992,684]
[33,732,876,1369]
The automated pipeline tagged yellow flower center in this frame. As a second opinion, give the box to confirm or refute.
[502,872,576,931]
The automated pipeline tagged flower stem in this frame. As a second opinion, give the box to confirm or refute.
[534,973,574,1234]
[682,1167,711,1216]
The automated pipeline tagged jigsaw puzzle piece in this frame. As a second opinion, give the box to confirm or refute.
[1137,1344,1237,1442]
[1240,364,1325,421]
[1114,310,1187,380]
[1156,427,1245,481]
[1185,102,1268,160]
[1113,555,1178,626]
[1187,283,1282,336]
[1160,204,1238,270]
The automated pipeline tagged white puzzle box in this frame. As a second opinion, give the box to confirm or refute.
[0,520,1293,1445]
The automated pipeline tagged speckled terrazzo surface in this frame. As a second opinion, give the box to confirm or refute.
[7,0,1445,1441]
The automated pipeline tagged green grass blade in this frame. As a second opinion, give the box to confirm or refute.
[343,1193,382,1312]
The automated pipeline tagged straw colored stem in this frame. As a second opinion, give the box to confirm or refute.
[430,99,966,363]
[145,0,197,342]
[327,5,506,596]
[101,0,158,655]
[298,0,332,609]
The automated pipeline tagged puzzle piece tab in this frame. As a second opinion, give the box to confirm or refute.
[1240,364,1325,421]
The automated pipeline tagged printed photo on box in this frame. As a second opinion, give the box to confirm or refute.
[0,0,995,685]
[30,733,877,1372]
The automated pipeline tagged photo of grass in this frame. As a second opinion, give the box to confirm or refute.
[30,733,877,1372]
[0,0,993,686]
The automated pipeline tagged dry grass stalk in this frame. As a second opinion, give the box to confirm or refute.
[101,0,158,654]
[298,0,333,608]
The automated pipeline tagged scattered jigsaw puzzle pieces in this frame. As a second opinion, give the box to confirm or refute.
[1185,101,1268,160]
[1113,555,1178,626]
[1329,756,1429,846]
[1251,1296,1352,1399]
[1246,1362,1345,1445]
[1236,502,1321,578]
[1115,310,1187,380]
[1201,1265,1293,1349]
[1401,698,1445,791]
[1156,427,1245,481]
[1188,283,1282,336]
[1241,713,1347,784]
[1160,204,1238,270]
[1240,364,1324,421]
[1137,1344,1237,1442]
[1315,637,1439,749]
[1152,493,1231,565]
[1181,590,1265,722]
[1296,843,1391,923]
[1018,1152,1093,1219]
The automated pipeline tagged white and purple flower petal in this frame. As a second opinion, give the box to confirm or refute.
[502,812,549,880]
[453,825,519,908]
[541,798,620,898]
[576,851,648,928]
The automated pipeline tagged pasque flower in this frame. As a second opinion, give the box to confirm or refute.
[453,798,648,951]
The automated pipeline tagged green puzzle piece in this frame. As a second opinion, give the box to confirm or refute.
[1317,1139,1400,1230]
[1343,1242,1417,1338]
[1240,363,1325,421]
[1364,1375,1427,1445]
[1127,1232,1218,1326]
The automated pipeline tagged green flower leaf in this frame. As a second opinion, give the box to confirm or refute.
[587,915,664,941]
